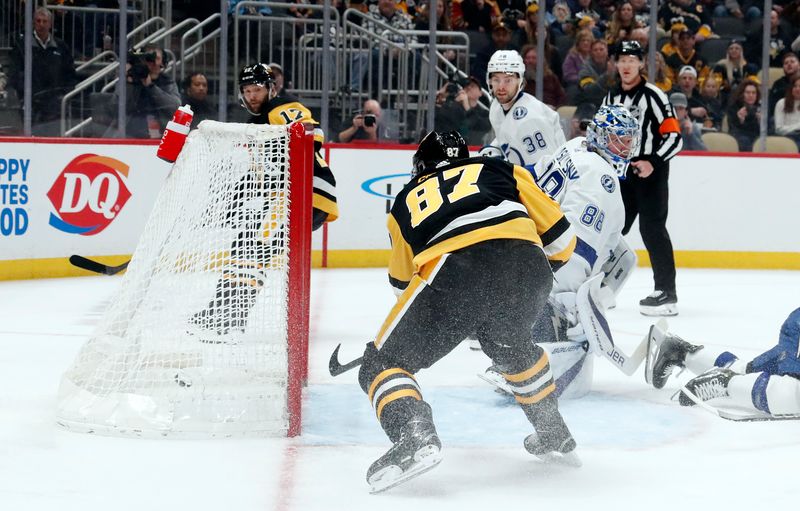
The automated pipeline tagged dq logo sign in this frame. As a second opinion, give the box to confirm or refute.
[47,154,132,235]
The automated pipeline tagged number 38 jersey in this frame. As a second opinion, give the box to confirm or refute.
[487,92,567,167]
[531,138,625,294]
[248,94,338,225]
[387,156,576,293]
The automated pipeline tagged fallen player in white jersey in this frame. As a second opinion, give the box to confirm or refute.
[481,104,645,398]
[645,307,800,421]
[479,49,566,167]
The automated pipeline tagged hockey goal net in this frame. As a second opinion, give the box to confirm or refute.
[56,121,313,438]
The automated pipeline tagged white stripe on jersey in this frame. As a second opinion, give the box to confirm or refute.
[428,200,528,243]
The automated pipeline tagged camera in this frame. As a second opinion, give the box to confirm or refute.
[444,69,467,99]
[363,114,376,127]
[127,49,157,81]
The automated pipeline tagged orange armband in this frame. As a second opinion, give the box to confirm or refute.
[659,117,680,135]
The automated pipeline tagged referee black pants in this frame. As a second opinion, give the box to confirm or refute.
[620,163,676,295]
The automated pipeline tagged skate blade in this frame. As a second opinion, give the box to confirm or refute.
[535,450,583,468]
[477,372,513,397]
[640,304,678,317]
[185,325,243,345]
[368,445,442,494]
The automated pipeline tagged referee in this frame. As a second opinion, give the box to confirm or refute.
[602,41,683,316]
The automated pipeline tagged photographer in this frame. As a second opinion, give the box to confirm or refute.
[434,75,490,145]
[113,45,180,138]
[338,99,384,143]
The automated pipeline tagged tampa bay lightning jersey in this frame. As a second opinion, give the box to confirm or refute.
[487,92,567,168]
[531,137,625,294]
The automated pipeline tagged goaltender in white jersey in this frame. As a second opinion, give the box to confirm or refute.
[480,50,566,167]
[481,105,643,399]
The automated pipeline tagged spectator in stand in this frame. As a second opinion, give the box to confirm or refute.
[670,92,707,151]
[573,0,605,39]
[715,40,752,97]
[453,0,498,33]
[660,21,688,59]
[181,72,216,129]
[605,1,640,49]
[658,0,714,42]
[521,44,566,108]
[664,28,709,85]
[519,3,562,80]
[745,8,794,69]
[769,52,800,114]
[773,75,800,149]
[577,38,614,106]
[338,99,387,143]
[629,0,653,28]
[699,74,725,131]
[675,66,708,124]
[267,62,289,98]
[109,45,180,139]
[562,29,595,101]
[474,20,519,88]
[549,2,574,37]
[713,0,762,22]
[630,27,649,51]
[9,7,78,136]
[647,52,674,93]
[727,78,762,152]
[433,75,491,145]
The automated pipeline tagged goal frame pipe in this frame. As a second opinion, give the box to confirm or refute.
[286,122,314,437]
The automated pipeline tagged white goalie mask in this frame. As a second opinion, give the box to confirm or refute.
[585,104,641,178]
[486,50,525,96]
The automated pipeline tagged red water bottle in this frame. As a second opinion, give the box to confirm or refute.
[157,104,194,163]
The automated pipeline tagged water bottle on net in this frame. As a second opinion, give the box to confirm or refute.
[157,105,194,163]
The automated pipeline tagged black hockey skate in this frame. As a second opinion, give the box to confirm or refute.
[678,368,734,407]
[367,419,443,494]
[524,426,581,467]
[645,323,703,389]
[639,290,678,317]
[523,402,581,467]
[187,281,259,343]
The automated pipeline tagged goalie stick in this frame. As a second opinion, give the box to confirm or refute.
[69,255,130,276]
[675,385,800,422]
[328,344,363,376]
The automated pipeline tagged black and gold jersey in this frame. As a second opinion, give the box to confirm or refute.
[248,94,338,225]
[388,156,575,292]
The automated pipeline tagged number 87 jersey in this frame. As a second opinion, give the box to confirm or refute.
[485,92,567,167]
[387,156,576,294]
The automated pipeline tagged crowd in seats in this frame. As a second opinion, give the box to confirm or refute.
[7,0,800,152]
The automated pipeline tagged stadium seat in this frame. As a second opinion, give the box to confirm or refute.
[701,132,739,152]
[556,105,577,122]
[752,136,799,153]
[768,67,784,88]
[712,17,746,38]
[698,38,731,67]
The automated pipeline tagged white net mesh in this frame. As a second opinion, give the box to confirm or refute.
[56,121,299,438]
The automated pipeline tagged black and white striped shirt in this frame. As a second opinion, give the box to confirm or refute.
[602,79,683,167]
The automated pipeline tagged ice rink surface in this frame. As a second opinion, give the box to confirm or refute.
[1,266,799,510]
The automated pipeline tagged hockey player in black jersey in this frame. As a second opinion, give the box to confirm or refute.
[358,131,580,493]
[187,63,338,339]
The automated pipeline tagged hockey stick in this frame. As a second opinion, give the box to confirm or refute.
[328,344,363,376]
[575,274,648,376]
[675,385,800,422]
[69,255,130,276]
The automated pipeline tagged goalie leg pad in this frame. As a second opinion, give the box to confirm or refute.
[599,237,637,309]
